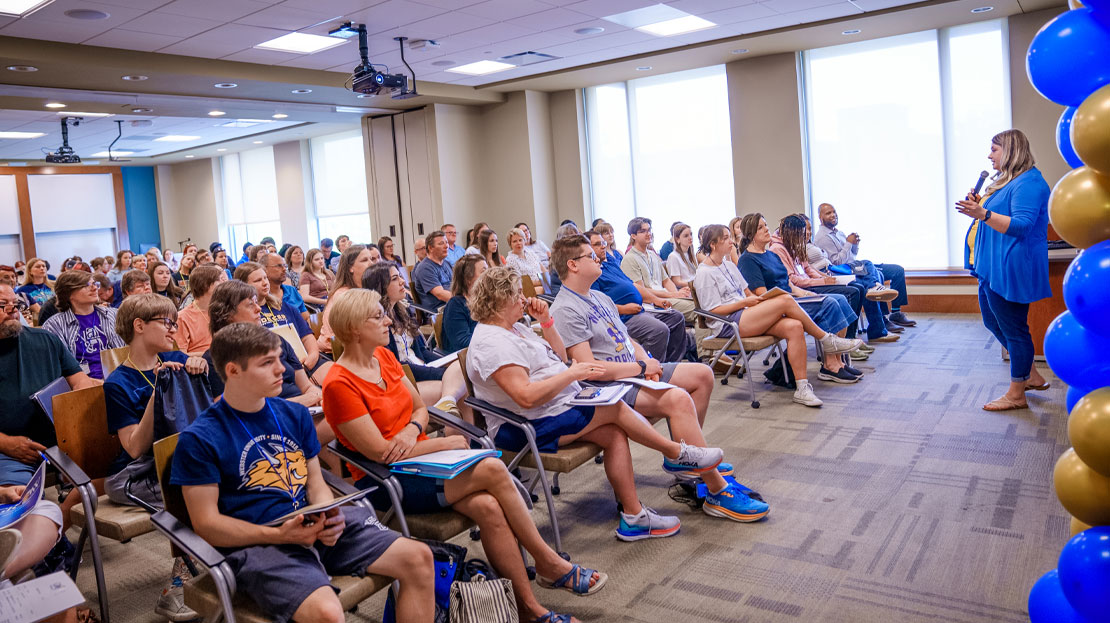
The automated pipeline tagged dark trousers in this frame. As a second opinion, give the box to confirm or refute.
[810,284,862,339]
[875,263,908,313]
[978,281,1033,382]
[625,308,689,362]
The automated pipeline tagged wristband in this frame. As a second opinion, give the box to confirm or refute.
[540,316,555,329]
[409,421,423,435]
[983,210,992,222]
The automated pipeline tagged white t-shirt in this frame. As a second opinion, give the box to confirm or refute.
[693,261,749,335]
[665,251,697,285]
[506,251,543,281]
[526,240,551,268]
[465,322,580,438]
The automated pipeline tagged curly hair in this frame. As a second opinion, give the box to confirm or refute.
[361,263,419,338]
[778,215,809,263]
[469,266,521,324]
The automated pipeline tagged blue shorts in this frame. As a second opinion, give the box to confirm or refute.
[494,406,596,453]
[356,472,450,515]
[0,453,36,487]
[620,363,679,407]
[409,362,445,383]
[713,310,745,339]
[221,505,401,623]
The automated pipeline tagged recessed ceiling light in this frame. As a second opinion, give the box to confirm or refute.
[731,48,749,54]
[185,155,194,158]
[291,88,312,94]
[90,151,133,157]
[431,60,456,67]
[637,15,715,36]
[216,148,227,152]
[64,8,109,19]
[61,111,112,117]
[6,65,38,72]
[272,113,288,119]
[131,108,152,113]
[121,75,147,81]
[574,26,605,35]
[636,66,652,71]
[214,82,237,88]
[445,60,515,75]
[971,6,993,12]
[252,141,263,144]
[0,131,45,139]
[604,5,715,37]
[208,110,226,116]
[0,1,52,18]
[154,135,200,142]
[842,29,861,35]
[44,102,66,109]
[256,32,346,54]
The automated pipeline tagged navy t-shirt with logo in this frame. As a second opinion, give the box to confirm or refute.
[171,397,320,526]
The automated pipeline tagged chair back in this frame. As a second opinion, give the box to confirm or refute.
[270,323,309,361]
[433,313,445,350]
[31,376,69,423]
[308,313,323,339]
[100,345,130,378]
[688,285,710,330]
[402,364,417,386]
[153,435,190,525]
[53,386,121,480]
[521,274,537,298]
[454,349,487,430]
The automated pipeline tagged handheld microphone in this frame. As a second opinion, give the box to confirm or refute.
[972,170,989,196]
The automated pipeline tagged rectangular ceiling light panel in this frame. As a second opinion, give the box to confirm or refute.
[445,60,515,75]
[256,32,347,54]
[0,131,45,139]
[0,0,52,17]
[603,3,716,37]
[154,135,201,142]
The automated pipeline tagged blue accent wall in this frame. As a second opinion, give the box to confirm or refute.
[121,166,161,252]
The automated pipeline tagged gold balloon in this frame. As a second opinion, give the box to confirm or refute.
[1069,0,1085,8]
[1049,167,1110,249]
[1071,516,1094,537]
[1054,449,1110,525]
[1069,388,1110,477]
[1073,84,1110,177]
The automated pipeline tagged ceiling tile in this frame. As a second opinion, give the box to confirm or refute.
[0,19,112,44]
[850,0,920,9]
[759,0,845,14]
[87,0,176,8]
[234,5,337,30]
[348,0,447,33]
[220,47,311,64]
[374,10,494,40]
[276,0,386,13]
[702,2,777,24]
[156,0,274,22]
[459,0,549,20]
[787,1,863,20]
[82,28,184,51]
[734,12,802,33]
[506,7,594,31]
[116,12,224,37]
[563,0,660,18]
[664,0,757,14]
[158,23,287,57]
[20,0,148,24]
[440,21,537,50]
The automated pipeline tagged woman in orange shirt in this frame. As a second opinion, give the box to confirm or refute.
[175,264,227,355]
[322,288,605,623]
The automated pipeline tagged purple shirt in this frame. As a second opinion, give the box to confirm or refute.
[73,311,106,379]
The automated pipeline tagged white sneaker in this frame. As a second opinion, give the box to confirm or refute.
[793,381,823,407]
[662,440,724,474]
[616,506,682,541]
[819,333,863,355]
[865,284,899,302]
[155,585,199,622]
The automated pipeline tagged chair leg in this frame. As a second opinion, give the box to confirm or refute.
[738,345,760,409]
[522,429,564,555]
[551,473,561,496]
[209,563,237,623]
[73,482,110,623]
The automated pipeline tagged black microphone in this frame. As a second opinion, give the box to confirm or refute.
[972,170,989,196]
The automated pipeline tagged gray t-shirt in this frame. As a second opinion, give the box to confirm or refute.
[693,261,749,335]
[551,287,637,364]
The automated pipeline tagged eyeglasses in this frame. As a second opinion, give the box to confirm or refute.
[0,300,28,313]
[147,317,178,330]
[86,280,101,289]
[570,252,598,262]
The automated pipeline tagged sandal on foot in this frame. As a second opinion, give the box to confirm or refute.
[983,396,1028,411]
[1025,382,1050,391]
[531,612,573,623]
[536,563,608,596]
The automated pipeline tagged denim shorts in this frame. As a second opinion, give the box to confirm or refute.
[493,406,596,453]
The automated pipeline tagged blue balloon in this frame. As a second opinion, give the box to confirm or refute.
[1044,311,1110,389]
[1068,386,1093,413]
[1029,569,1092,623]
[1059,527,1110,622]
[1027,9,1110,106]
[1059,107,1085,168]
[1065,240,1110,337]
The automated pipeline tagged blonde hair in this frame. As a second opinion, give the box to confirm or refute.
[116,293,177,343]
[328,288,382,345]
[983,129,1035,198]
[508,227,527,247]
[470,266,521,324]
[21,258,53,288]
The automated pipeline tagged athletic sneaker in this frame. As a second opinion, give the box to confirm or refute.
[857,343,876,353]
[866,284,899,302]
[616,506,681,541]
[662,440,724,475]
[673,462,734,479]
[819,333,863,355]
[792,381,823,407]
[155,585,199,622]
[849,349,870,361]
[818,366,860,384]
[704,484,770,522]
[843,364,864,378]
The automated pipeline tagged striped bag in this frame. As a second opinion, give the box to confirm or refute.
[448,574,518,623]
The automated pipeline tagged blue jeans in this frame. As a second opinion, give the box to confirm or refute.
[978,281,1033,382]
[810,284,863,339]
[875,263,907,312]
[0,453,36,486]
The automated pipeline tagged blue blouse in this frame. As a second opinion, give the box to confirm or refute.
[974,167,1051,304]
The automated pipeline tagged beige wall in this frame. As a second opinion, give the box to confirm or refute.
[272,140,312,249]
[549,89,591,236]
[1009,8,1069,188]
[155,158,220,250]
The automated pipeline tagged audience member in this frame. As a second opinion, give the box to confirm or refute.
[319,237,337,264]
[162,248,178,271]
[35,295,61,326]
[0,489,65,587]
[465,222,489,255]
[247,244,268,264]
[172,253,195,290]
[411,231,452,309]
[377,236,408,284]
[319,245,373,354]
[213,247,233,278]
[441,255,487,353]
[593,222,622,262]
[177,264,226,355]
[621,217,696,321]
[148,261,184,308]
[93,273,113,306]
[121,269,152,298]
[237,241,252,266]
[131,254,148,273]
[506,227,545,292]
[299,248,333,312]
[727,217,744,265]
[284,245,305,289]
[194,249,212,265]
[172,322,433,622]
[329,234,351,271]
[413,236,428,265]
[261,253,309,318]
[664,223,697,289]
[238,260,324,378]
[515,222,550,269]
[440,223,463,266]
[17,257,53,316]
[42,271,125,380]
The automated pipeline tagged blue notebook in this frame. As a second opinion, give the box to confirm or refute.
[0,460,46,530]
[389,449,501,479]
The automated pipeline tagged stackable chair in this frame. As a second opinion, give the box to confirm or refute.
[149,435,392,623]
[457,349,600,556]
[99,345,131,378]
[689,286,786,408]
[307,313,323,339]
[269,323,309,361]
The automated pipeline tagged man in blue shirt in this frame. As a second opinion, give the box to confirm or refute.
[586,230,689,362]
[260,254,329,378]
[172,323,433,622]
[411,231,453,309]
[442,223,465,267]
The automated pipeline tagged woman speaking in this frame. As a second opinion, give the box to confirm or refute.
[956,129,1051,411]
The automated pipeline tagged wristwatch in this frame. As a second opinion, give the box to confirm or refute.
[636,360,647,379]
[984,210,993,222]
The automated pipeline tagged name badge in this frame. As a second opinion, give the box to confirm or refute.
[79,361,91,374]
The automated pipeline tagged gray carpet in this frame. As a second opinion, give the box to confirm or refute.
[74,314,1065,622]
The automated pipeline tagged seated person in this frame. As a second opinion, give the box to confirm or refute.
[149,261,185,308]
[120,269,153,300]
[35,295,61,326]
[737,214,863,384]
[299,248,334,312]
[620,217,695,321]
[664,223,697,290]
[172,322,434,622]
[176,264,226,355]
[410,231,452,309]
[657,221,682,261]
[505,227,545,293]
[412,236,427,266]
[42,270,126,380]
[361,265,472,421]
[103,294,208,621]
[323,289,605,623]
[814,202,914,329]
[466,267,727,540]
[585,230,689,363]
[319,245,374,355]
[261,253,309,319]
[0,491,65,586]
[593,222,622,262]
[550,236,768,521]
[93,273,114,308]
[240,260,329,380]
[16,258,52,318]
[441,255,487,353]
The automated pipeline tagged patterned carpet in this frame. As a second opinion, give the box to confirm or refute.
[74,314,1066,622]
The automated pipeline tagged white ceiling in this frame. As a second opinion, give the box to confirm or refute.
[0,0,929,87]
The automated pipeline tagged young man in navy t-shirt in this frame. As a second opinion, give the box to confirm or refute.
[172,323,434,623]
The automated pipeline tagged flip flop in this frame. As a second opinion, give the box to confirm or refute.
[1025,382,1051,391]
[536,563,608,596]
[983,396,1028,411]
[531,612,573,623]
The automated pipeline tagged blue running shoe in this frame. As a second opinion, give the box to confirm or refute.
[616,506,681,542]
[674,462,734,479]
[662,440,723,475]
[703,483,770,523]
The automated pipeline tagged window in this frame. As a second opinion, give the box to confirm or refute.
[802,19,1010,269]
[585,65,736,237]
[309,131,372,246]
[221,147,282,255]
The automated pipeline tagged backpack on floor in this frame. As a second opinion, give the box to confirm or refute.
[763,352,797,390]
[383,540,466,623]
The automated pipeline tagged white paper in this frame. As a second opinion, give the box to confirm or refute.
[833,275,855,285]
[567,384,630,406]
[615,377,677,391]
[391,448,495,468]
[0,572,85,623]
[426,351,458,368]
[307,406,324,417]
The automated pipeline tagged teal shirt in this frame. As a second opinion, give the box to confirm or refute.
[974,167,1051,304]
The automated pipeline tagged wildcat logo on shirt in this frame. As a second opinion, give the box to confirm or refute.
[238,436,308,497]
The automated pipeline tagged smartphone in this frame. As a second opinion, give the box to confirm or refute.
[574,387,602,400]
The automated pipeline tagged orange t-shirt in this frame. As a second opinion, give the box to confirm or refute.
[322,346,426,479]
[176,303,211,355]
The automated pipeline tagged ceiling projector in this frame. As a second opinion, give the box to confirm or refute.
[45,117,82,164]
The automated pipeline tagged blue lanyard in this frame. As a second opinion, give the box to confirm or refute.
[716,261,744,295]
[226,399,300,510]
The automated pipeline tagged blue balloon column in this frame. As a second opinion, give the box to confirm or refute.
[1029,3,1110,622]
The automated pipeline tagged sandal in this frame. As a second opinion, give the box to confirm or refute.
[531,612,573,623]
[536,563,608,596]
[983,396,1028,411]
[1025,382,1051,391]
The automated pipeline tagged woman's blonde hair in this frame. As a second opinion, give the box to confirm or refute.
[470,266,521,324]
[329,288,383,345]
[983,129,1035,198]
[21,257,53,288]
